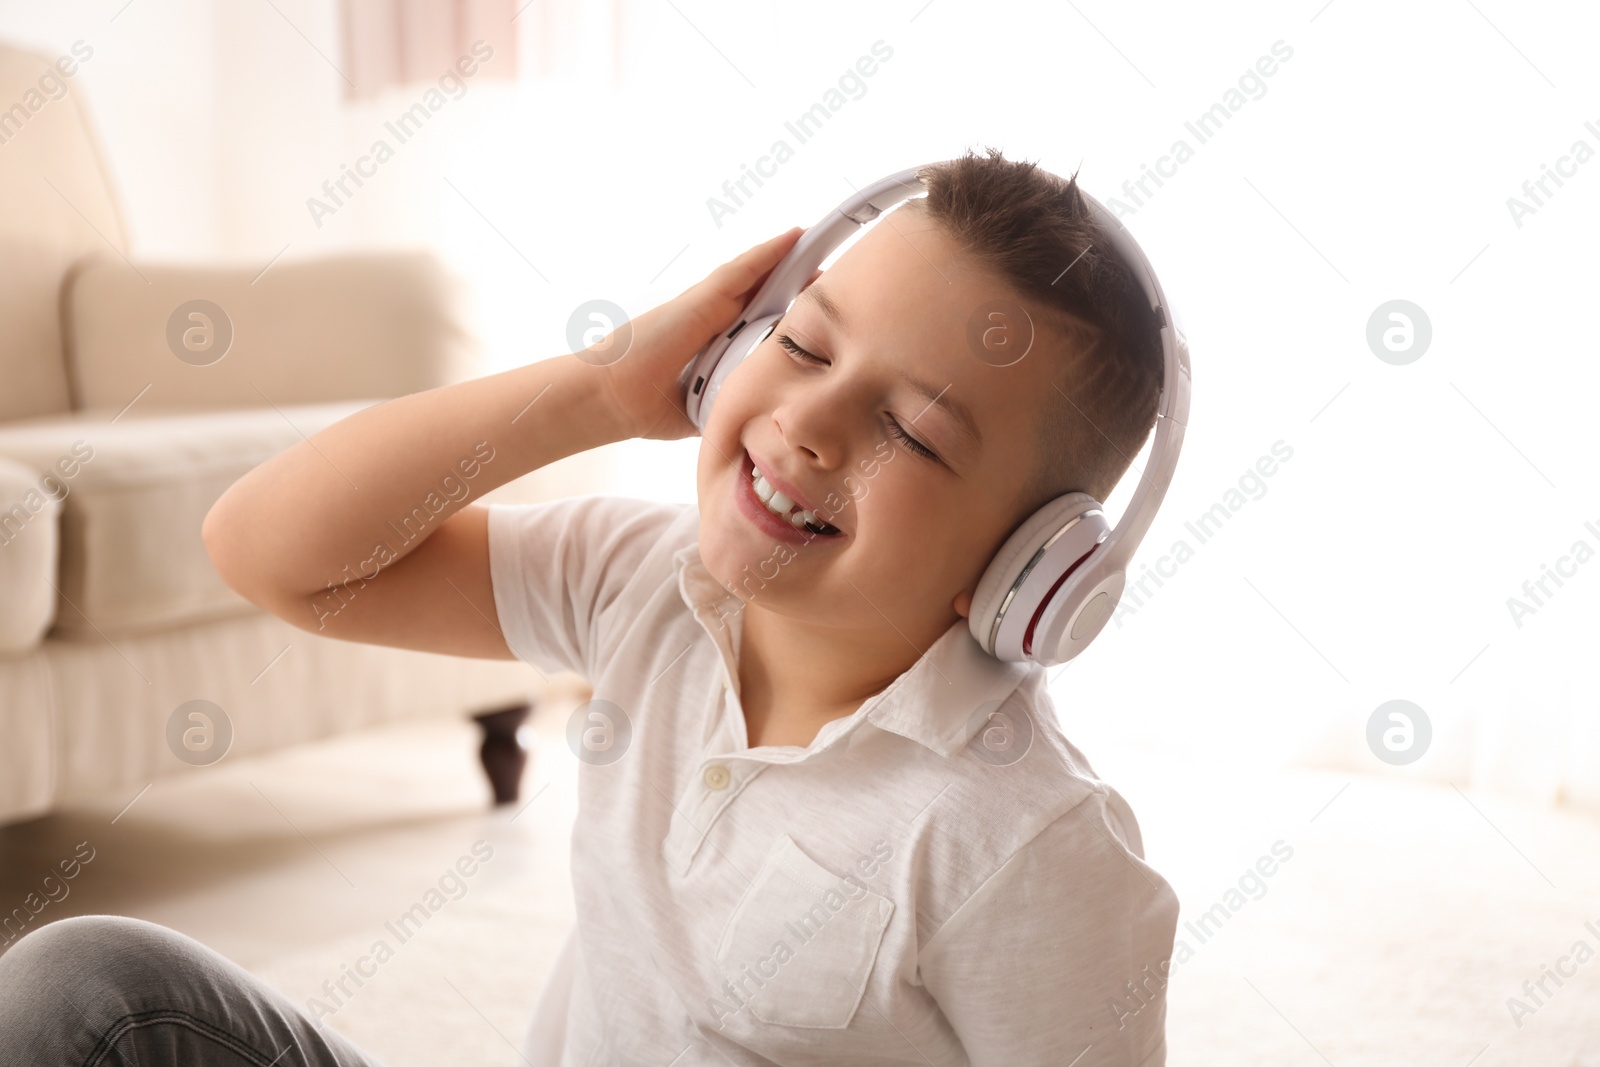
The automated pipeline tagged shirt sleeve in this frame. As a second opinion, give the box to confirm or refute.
[486,494,689,681]
[918,786,1180,1067]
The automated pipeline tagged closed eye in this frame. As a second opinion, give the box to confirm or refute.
[774,333,941,463]
[775,332,824,365]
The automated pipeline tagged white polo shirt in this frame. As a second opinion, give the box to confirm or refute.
[487,494,1178,1067]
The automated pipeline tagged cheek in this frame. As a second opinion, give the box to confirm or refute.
[870,467,992,550]
[858,475,945,539]
[721,338,777,397]
[702,353,770,442]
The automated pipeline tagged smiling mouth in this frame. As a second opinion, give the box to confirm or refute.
[743,452,842,536]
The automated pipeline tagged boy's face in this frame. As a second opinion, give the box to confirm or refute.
[695,205,1068,648]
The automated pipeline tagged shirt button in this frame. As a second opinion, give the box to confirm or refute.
[703,764,731,790]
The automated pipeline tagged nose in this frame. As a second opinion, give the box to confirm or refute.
[771,389,847,472]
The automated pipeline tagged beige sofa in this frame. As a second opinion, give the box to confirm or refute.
[0,41,556,825]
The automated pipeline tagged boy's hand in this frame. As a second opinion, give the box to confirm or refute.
[594,226,805,442]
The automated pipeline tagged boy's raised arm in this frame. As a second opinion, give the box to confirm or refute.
[201,353,629,656]
[200,227,802,658]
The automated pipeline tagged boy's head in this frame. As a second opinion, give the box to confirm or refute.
[696,148,1164,654]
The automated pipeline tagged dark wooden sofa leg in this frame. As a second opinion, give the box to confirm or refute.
[472,702,534,805]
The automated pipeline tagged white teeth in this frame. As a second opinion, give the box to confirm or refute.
[750,468,790,515]
[750,459,835,532]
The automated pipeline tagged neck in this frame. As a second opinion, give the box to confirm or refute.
[734,599,955,744]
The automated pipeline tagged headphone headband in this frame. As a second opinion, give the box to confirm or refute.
[678,162,1191,665]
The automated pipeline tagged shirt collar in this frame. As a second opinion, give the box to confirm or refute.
[671,541,1038,759]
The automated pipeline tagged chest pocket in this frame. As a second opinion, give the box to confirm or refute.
[713,833,894,1030]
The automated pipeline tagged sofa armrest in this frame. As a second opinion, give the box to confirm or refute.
[62,250,482,411]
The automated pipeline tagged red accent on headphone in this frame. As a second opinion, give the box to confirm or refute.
[1021,548,1099,658]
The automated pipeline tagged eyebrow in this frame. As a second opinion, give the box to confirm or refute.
[900,374,982,454]
[796,284,846,329]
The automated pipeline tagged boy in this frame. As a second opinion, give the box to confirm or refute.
[0,150,1178,1065]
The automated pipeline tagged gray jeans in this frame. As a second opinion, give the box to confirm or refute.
[0,915,387,1066]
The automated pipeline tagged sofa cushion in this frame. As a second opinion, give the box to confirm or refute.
[0,456,61,654]
[0,400,379,637]
[0,42,127,422]
[64,251,478,412]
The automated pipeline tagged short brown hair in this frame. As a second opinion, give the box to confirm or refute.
[912,148,1163,514]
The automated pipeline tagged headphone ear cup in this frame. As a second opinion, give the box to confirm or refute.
[968,492,1105,659]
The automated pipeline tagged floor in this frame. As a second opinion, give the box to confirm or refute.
[3,678,1599,1066]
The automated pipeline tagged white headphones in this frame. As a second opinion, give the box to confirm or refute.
[677,163,1191,667]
